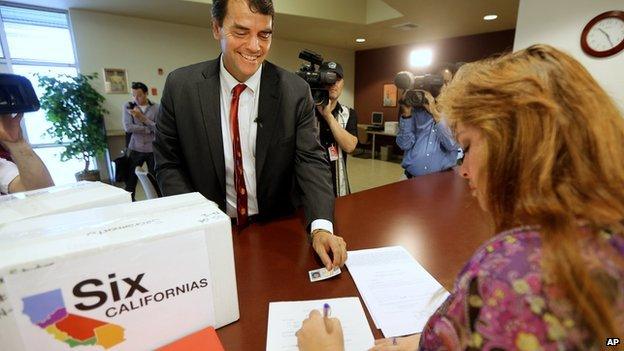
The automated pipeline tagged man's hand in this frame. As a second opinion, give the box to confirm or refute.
[129,107,148,123]
[398,92,412,117]
[0,113,24,144]
[422,91,440,122]
[311,229,347,271]
[316,100,334,122]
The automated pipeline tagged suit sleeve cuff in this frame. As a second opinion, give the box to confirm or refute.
[310,219,334,235]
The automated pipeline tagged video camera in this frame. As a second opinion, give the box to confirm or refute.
[0,74,40,115]
[393,71,444,108]
[296,50,338,106]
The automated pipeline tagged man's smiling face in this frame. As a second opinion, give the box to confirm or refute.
[212,0,273,82]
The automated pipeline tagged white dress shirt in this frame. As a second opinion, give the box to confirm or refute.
[218,58,333,234]
[219,57,260,219]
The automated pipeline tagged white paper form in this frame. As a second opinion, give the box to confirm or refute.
[266,297,374,351]
[346,246,450,337]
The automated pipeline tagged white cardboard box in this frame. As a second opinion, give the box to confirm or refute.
[0,181,131,226]
[0,193,239,351]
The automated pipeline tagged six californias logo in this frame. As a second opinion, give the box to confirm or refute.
[22,289,125,349]
[21,273,209,349]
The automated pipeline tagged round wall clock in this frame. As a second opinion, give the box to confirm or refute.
[580,10,624,57]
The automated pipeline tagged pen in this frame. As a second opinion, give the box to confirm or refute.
[323,303,332,333]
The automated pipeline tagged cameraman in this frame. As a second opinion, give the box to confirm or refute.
[397,67,459,178]
[315,61,358,196]
[0,113,54,194]
[122,81,158,200]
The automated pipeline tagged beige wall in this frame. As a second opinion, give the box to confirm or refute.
[513,0,624,112]
[69,9,355,134]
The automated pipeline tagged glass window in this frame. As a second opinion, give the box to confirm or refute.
[0,6,68,28]
[12,64,77,144]
[34,146,88,186]
[0,6,85,184]
[1,6,74,64]
[4,22,75,63]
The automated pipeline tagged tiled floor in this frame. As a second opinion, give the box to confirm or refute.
[347,154,404,193]
[134,154,405,201]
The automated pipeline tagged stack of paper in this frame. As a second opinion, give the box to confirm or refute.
[0,193,239,351]
[266,297,374,351]
[346,246,449,337]
[0,181,131,226]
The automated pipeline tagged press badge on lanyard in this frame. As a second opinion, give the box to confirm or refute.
[328,144,339,161]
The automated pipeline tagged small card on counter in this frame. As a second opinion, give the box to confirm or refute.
[308,267,341,282]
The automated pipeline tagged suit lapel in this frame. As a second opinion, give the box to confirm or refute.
[197,59,226,195]
[256,62,281,180]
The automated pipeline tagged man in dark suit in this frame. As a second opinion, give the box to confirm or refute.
[154,0,347,270]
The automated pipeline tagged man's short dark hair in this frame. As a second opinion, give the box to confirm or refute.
[131,82,148,93]
[211,0,274,27]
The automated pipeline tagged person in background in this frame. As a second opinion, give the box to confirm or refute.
[123,81,159,200]
[396,66,460,178]
[315,61,358,196]
[0,113,54,194]
[296,44,624,350]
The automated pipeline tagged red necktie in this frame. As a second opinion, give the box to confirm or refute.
[230,83,248,228]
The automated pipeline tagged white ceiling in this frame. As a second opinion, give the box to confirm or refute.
[7,0,519,50]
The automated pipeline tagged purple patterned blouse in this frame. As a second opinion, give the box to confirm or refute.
[419,227,624,350]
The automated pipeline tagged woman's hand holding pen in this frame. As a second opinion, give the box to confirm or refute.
[296,306,345,351]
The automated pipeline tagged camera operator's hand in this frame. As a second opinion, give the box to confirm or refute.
[422,91,441,122]
[316,100,334,122]
[0,113,25,144]
[0,113,54,193]
[398,101,412,118]
[129,107,148,123]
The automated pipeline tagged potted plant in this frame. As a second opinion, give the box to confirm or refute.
[37,73,108,181]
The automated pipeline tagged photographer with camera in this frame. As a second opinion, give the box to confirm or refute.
[122,81,159,201]
[315,61,358,197]
[0,113,54,194]
[0,74,54,195]
[395,67,459,178]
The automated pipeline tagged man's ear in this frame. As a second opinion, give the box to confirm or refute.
[211,20,221,40]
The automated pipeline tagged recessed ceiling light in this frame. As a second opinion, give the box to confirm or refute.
[483,14,498,21]
[356,38,366,43]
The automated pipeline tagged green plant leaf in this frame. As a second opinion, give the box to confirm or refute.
[37,72,108,173]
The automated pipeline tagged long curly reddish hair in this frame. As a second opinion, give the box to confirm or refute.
[439,44,624,344]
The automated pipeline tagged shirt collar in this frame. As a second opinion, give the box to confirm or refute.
[332,101,343,115]
[219,55,262,94]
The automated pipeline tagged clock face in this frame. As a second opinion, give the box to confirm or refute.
[586,17,624,52]
[581,11,624,57]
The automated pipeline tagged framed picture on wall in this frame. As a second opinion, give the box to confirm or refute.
[382,83,397,107]
[103,68,128,94]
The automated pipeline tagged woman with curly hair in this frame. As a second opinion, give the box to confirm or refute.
[296,44,624,350]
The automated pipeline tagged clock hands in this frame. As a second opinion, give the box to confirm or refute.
[598,28,615,47]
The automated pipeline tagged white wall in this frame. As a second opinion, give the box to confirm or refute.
[69,9,355,133]
[513,0,624,112]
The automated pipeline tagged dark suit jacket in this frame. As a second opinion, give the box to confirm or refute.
[153,58,335,227]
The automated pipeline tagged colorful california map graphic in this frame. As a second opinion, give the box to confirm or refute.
[22,289,125,349]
